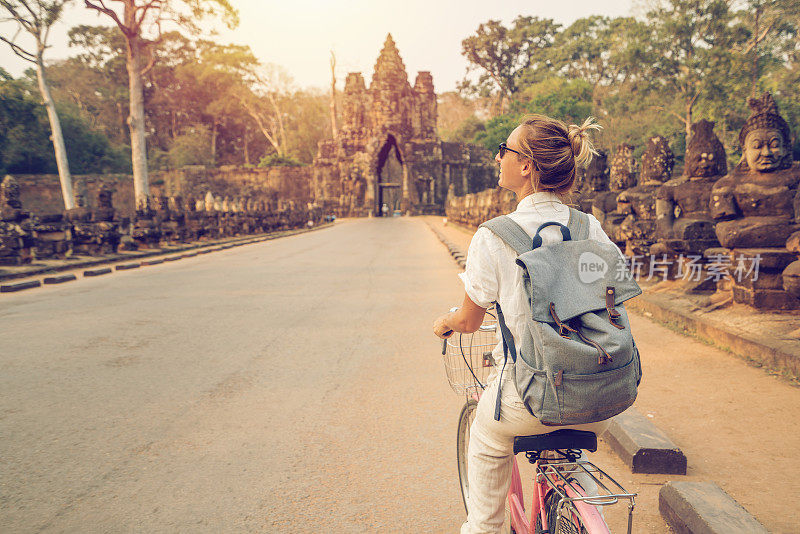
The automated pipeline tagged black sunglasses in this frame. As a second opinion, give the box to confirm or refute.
[498,142,539,171]
[498,142,524,158]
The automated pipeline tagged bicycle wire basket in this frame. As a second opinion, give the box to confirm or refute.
[441,306,499,396]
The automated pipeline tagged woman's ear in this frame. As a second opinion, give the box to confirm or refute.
[520,159,532,178]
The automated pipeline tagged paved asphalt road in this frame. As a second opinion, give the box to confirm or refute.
[1,218,469,532]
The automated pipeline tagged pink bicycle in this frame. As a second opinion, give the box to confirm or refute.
[442,307,636,534]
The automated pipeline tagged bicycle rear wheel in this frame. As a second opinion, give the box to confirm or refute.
[537,488,588,534]
[456,398,478,515]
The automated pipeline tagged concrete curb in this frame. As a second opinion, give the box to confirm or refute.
[0,280,42,293]
[659,481,768,533]
[84,268,112,277]
[602,408,687,474]
[115,262,140,271]
[43,274,77,284]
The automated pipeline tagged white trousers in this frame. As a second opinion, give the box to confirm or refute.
[460,372,611,534]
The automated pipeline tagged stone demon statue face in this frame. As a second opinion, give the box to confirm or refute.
[743,128,788,173]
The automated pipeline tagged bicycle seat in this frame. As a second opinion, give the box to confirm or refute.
[513,429,597,454]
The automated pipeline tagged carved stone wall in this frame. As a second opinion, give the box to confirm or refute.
[14,166,313,219]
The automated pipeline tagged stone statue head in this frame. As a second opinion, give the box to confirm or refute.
[73,180,89,209]
[610,145,637,191]
[685,120,727,178]
[640,136,674,183]
[151,194,167,212]
[97,185,114,210]
[204,191,215,212]
[586,150,609,192]
[135,195,152,215]
[737,93,792,173]
[168,196,183,212]
[1,175,22,219]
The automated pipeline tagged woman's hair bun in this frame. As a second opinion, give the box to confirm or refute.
[567,117,602,167]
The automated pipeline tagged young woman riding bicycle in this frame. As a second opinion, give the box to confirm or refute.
[433,114,628,534]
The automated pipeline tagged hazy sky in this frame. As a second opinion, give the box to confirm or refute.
[1,0,634,92]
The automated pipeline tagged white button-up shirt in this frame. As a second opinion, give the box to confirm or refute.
[459,191,623,369]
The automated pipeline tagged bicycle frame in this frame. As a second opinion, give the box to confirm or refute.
[507,457,611,534]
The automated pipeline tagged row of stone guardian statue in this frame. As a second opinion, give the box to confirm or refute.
[0,181,323,266]
[446,93,800,310]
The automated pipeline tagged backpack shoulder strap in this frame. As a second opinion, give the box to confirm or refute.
[567,207,591,241]
[479,215,531,255]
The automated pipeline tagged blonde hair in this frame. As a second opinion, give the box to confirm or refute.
[515,114,602,196]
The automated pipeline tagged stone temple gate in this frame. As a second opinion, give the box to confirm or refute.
[312,34,495,216]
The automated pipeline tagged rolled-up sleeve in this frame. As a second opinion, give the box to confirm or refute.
[457,227,499,309]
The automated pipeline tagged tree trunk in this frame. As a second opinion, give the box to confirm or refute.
[243,129,250,165]
[685,94,696,145]
[36,53,75,210]
[330,51,338,140]
[126,35,150,209]
[751,6,761,98]
[211,119,218,163]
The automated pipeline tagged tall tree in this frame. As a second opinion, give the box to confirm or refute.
[47,24,129,144]
[645,0,749,142]
[82,0,237,208]
[733,0,800,96]
[0,0,75,209]
[235,63,292,158]
[459,16,561,114]
[329,50,338,140]
[554,16,651,108]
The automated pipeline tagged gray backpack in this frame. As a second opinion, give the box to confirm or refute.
[480,207,642,425]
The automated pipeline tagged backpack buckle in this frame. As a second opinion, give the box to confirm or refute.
[606,286,625,330]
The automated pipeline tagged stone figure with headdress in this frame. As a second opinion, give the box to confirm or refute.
[652,120,727,257]
[575,150,609,214]
[710,93,800,309]
[593,144,637,245]
[617,136,674,256]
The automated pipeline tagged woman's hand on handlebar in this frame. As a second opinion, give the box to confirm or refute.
[433,314,455,339]
[433,294,487,339]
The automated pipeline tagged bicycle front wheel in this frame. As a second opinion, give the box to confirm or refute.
[456,398,478,515]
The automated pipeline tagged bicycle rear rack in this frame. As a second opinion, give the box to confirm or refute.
[538,459,636,534]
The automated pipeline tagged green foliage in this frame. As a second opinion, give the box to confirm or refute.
[513,78,594,124]
[449,116,486,144]
[474,114,524,153]
[167,125,215,168]
[0,73,129,174]
[257,153,303,168]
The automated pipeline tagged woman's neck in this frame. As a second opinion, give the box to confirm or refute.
[515,183,537,201]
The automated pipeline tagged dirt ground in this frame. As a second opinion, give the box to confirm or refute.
[428,216,800,533]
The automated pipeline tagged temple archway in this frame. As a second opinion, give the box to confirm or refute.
[376,135,404,216]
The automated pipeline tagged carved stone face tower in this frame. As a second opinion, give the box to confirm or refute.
[312,34,494,217]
